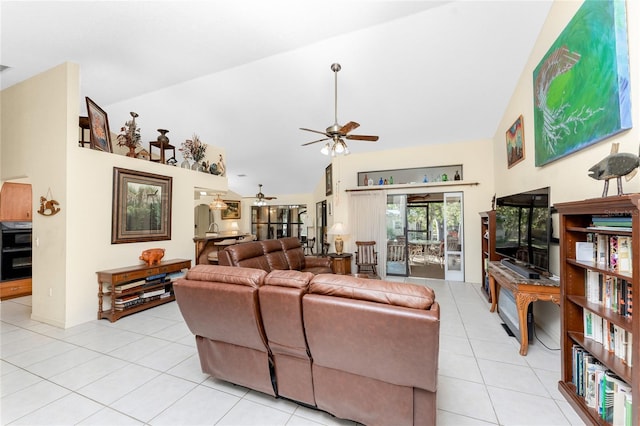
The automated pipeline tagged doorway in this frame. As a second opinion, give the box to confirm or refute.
[386,192,464,281]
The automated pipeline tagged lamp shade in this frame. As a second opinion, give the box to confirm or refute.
[328,222,348,235]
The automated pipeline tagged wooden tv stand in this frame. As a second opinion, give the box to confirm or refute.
[487,261,560,355]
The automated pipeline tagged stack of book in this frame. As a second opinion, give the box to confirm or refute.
[590,215,633,232]
[113,273,172,310]
[572,345,633,425]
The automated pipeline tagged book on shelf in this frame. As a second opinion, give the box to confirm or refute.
[585,270,633,319]
[140,288,166,298]
[146,272,167,282]
[576,242,595,262]
[572,344,633,425]
[591,215,633,228]
[114,279,146,293]
[582,310,633,365]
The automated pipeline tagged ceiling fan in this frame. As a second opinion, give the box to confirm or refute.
[300,63,379,155]
[254,184,276,206]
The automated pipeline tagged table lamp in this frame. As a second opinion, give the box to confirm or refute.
[328,222,348,255]
[230,221,239,235]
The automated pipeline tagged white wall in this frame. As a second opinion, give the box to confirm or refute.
[492,0,640,340]
[1,62,229,327]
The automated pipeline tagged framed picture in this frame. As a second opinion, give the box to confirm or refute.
[112,167,172,244]
[532,0,631,166]
[221,200,241,220]
[506,115,525,168]
[325,164,333,196]
[86,97,113,153]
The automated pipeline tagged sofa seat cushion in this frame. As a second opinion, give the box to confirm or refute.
[309,274,435,310]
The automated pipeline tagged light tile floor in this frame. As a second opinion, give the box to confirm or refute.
[1,277,586,425]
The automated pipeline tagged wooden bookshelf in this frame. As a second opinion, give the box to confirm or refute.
[555,195,639,426]
[479,210,502,302]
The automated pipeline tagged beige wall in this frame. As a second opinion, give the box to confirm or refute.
[492,0,640,339]
[1,63,228,327]
[330,139,495,282]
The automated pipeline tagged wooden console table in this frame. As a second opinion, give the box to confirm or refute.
[97,258,191,322]
[487,261,560,355]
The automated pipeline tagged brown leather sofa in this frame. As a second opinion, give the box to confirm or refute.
[174,264,440,425]
[217,236,332,274]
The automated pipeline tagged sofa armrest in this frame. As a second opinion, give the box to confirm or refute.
[304,256,331,268]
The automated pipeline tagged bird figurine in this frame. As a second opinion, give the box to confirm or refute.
[588,143,639,197]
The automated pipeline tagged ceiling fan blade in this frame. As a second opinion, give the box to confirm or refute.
[300,127,329,136]
[265,196,277,200]
[346,134,379,141]
[301,137,330,146]
[339,121,360,134]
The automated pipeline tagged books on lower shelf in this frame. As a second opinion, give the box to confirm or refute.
[583,310,633,366]
[572,344,633,425]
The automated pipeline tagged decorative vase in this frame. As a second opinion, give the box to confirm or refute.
[126,146,136,158]
[191,161,199,171]
[181,159,190,169]
[157,129,170,145]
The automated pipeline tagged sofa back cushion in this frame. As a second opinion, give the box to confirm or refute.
[303,276,440,392]
[223,241,271,271]
[309,273,435,310]
[260,269,313,356]
[261,239,290,271]
[174,265,269,350]
[279,237,306,270]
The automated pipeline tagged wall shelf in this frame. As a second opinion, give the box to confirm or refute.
[346,181,479,192]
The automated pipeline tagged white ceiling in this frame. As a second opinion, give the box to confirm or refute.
[1,1,553,198]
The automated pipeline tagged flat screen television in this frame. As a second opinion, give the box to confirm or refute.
[495,187,550,274]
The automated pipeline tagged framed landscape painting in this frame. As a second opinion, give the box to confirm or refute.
[221,201,241,220]
[532,0,631,166]
[112,168,172,244]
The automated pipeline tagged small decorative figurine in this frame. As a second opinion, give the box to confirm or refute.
[588,143,639,197]
[139,248,165,266]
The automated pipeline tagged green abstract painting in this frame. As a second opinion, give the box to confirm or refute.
[533,0,631,167]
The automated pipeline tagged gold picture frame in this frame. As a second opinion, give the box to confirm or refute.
[221,200,241,220]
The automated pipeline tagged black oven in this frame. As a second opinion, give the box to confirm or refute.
[1,221,32,281]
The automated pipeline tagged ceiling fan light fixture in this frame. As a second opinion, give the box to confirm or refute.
[334,141,344,154]
[320,143,330,155]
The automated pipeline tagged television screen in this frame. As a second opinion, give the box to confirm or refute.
[495,187,550,272]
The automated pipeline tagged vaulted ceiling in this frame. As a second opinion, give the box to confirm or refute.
[1,1,553,198]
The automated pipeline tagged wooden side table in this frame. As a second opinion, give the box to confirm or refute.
[328,253,352,275]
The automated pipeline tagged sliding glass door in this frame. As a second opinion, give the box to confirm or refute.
[386,194,409,276]
[443,192,464,281]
